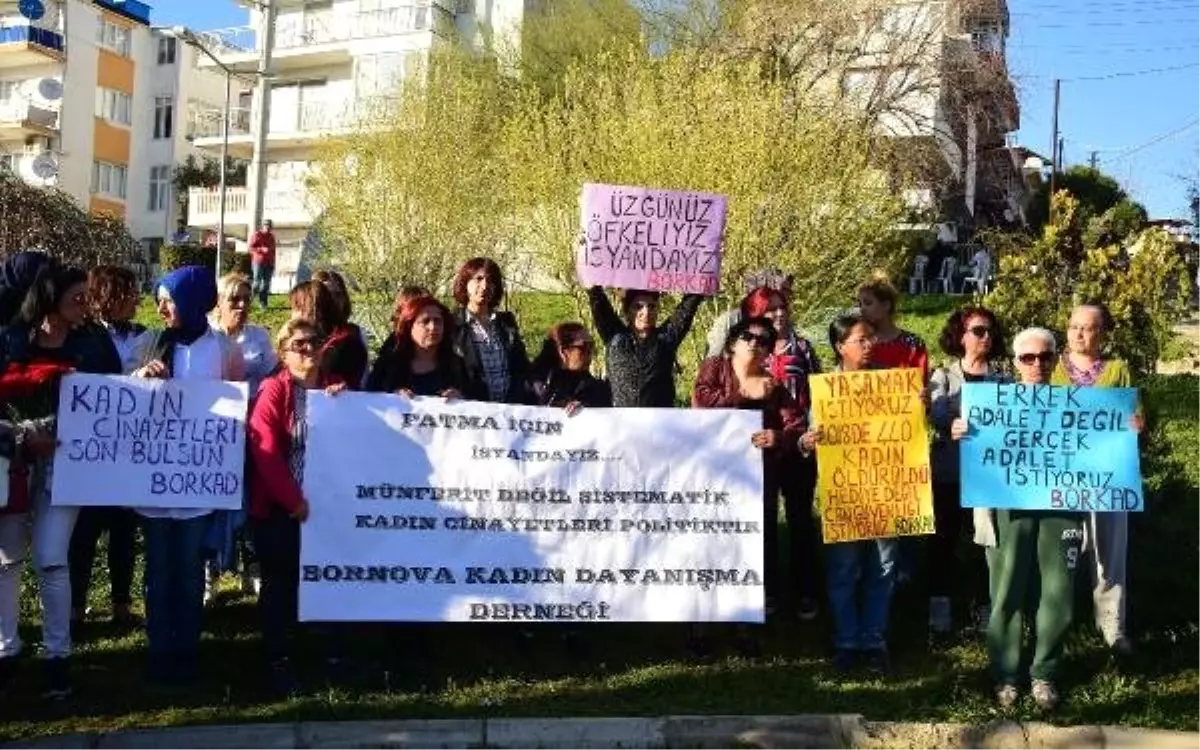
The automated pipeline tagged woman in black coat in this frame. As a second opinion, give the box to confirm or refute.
[526,322,611,414]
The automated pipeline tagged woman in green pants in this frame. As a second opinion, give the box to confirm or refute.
[953,327,1082,711]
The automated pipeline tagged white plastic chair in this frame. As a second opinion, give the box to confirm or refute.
[931,257,957,294]
[961,255,992,294]
[908,254,929,294]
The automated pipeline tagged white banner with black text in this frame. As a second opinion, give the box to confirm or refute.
[299,393,765,623]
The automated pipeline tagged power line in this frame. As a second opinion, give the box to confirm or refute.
[1057,62,1200,82]
[1105,119,1200,164]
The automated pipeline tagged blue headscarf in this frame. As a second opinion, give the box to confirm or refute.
[1,251,51,292]
[157,265,217,333]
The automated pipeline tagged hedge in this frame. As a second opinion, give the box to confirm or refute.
[160,243,252,277]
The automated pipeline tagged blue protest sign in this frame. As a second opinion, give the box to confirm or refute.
[960,382,1142,512]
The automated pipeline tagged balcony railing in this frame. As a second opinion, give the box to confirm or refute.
[187,185,314,227]
[196,4,440,56]
[188,107,252,140]
[0,24,64,52]
[0,99,59,129]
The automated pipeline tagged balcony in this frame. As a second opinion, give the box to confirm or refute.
[195,5,449,72]
[0,25,65,69]
[0,99,59,139]
[189,99,391,156]
[187,185,315,229]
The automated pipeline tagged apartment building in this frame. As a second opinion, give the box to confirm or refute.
[841,0,1023,241]
[185,0,530,292]
[0,0,226,268]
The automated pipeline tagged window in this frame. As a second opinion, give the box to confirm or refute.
[157,36,176,65]
[91,160,128,199]
[95,88,132,126]
[0,153,16,172]
[148,165,170,211]
[153,95,173,139]
[0,81,17,102]
[96,18,131,56]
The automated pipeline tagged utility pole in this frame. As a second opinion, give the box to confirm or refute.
[1088,150,1099,170]
[248,0,276,233]
[1049,78,1061,220]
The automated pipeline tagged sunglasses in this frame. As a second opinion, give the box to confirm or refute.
[287,337,320,353]
[968,325,992,338]
[563,340,593,351]
[738,330,773,347]
[633,301,658,312]
[1017,351,1055,365]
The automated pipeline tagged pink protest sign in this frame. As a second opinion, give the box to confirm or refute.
[576,183,726,295]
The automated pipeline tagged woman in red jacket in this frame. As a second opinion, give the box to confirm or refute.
[247,318,343,695]
[692,316,805,654]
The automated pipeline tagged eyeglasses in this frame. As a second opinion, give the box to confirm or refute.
[738,331,773,347]
[287,337,320,354]
[1016,351,1055,365]
[968,325,992,338]
[843,336,875,347]
[227,295,250,305]
[633,301,658,312]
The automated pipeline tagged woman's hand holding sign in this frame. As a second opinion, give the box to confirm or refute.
[950,418,969,441]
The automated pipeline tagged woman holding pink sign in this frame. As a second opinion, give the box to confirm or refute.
[587,286,704,408]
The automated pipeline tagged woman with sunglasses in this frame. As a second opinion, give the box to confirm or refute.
[799,309,898,674]
[951,328,1081,711]
[1051,303,1140,657]
[588,286,704,408]
[692,316,804,653]
[741,285,823,619]
[927,306,1009,639]
[526,322,611,414]
[247,318,344,695]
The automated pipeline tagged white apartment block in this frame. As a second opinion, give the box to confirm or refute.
[841,0,1023,240]
[0,0,227,273]
[185,0,530,292]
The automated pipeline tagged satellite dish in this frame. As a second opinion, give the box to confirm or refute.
[37,78,62,101]
[19,0,46,22]
[31,152,57,180]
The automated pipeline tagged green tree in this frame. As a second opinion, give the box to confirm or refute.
[1026,165,1144,234]
[986,191,1190,378]
[309,38,910,350]
[0,171,137,270]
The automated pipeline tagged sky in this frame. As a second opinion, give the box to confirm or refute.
[150,0,1200,219]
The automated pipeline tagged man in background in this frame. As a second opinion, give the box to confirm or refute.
[248,219,276,310]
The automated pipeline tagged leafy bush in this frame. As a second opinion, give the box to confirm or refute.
[160,243,251,277]
[0,171,138,269]
[986,192,1191,379]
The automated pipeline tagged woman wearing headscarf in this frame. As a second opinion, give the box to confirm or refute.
[0,261,121,698]
[588,286,704,408]
[0,251,52,328]
[133,265,244,684]
[1050,302,1141,656]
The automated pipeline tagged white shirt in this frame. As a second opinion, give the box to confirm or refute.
[104,323,156,375]
[218,323,277,396]
[136,330,240,521]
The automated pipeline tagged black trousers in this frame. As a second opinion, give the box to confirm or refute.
[69,507,137,609]
[763,457,820,603]
[252,509,300,663]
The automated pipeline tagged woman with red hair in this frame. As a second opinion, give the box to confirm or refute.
[739,285,823,620]
[366,295,485,399]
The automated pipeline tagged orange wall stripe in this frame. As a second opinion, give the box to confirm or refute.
[93,118,130,163]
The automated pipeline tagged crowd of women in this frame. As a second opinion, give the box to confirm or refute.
[0,252,1139,713]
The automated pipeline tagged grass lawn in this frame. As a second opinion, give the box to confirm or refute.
[4,294,1192,741]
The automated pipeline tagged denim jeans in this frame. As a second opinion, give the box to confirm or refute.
[69,507,137,609]
[143,516,208,663]
[826,538,898,651]
[0,485,78,659]
[251,263,274,309]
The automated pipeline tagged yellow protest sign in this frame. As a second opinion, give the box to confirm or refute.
[810,367,934,543]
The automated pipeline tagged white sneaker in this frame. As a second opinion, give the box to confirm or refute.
[1031,679,1059,711]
